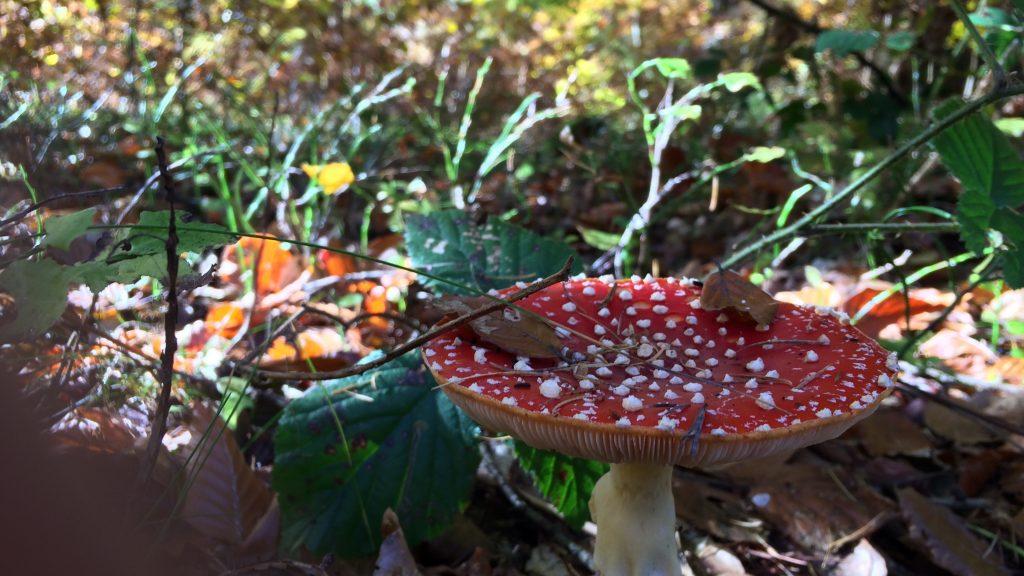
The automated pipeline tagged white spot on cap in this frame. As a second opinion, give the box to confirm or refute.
[616,417,631,428]
[691,393,705,404]
[582,286,596,296]
[805,350,819,362]
[598,308,611,317]
[657,417,678,430]
[746,357,765,372]
[819,335,831,345]
[514,358,533,371]
[595,325,607,335]
[612,385,630,396]
[562,302,577,312]
[665,390,679,400]
[619,289,633,300]
[651,292,666,301]
[756,392,775,409]
[765,369,779,379]
[751,493,771,507]
[816,408,833,419]
[637,319,651,328]
[579,379,595,390]
[501,397,518,406]
[724,349,736,358]
[683,383,703,392]
[711,428,727,436]
[653,305,669,314]
[878,373,894,388]
[469,384,483,393]
[686,315,698,325]
[622,396,643,411]
[474,348,488,364]
[540,378,562,399]
[755,424,771,432]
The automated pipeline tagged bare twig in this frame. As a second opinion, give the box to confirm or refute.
[137,138,180,485]
[251,256,575,381]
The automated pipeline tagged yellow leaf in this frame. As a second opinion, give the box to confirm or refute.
[302,162,355,194]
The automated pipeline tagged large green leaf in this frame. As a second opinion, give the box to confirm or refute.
[42,208,96,251]
[932,99,1024,286]
[119,210,237,257]
[932,101,1024,209]
[0,258,72,341]
[515,441,608,529]
[404,210,579,295]
[815,30,880,56]
[273,353,480,557]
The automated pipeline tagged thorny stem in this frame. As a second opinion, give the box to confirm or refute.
[138,137,180,486]
[721,84,1024,269]
[251,256,575,381]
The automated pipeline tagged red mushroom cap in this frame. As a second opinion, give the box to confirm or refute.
[423,276,897,467]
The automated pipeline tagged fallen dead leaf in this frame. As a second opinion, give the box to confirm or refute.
[374,508,421,576]
[854,410,933,457]
[431,296,562,358]
[899,488,1010,576]
[988,357,1024,385]
[774,281,841,308]
[845,286,953,340]
[701,269,778,325]
[918,330,997,378]
[923,401,1003,445]
[169,403,278,567]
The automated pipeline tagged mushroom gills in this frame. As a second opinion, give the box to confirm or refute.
[589,462,681,576]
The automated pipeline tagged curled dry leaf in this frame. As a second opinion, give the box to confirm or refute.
[430,296,561,358]
[700,269,778,325]
[898,488,1010,576]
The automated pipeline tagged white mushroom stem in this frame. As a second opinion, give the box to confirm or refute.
[588,462,681,576]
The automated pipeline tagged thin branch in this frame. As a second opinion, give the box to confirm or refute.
[138,138,181,486]
[948,0,1006,87]
[722,84,1024,268]
[805,222,960,235]
[250,256,575,381]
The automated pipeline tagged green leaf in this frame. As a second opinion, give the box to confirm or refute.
[652,58,692,79]
[125,211,237,256]
[273,353,480,557]
[886,31,917,52]
[661,103,702,122]
[717,72,761,92]
[956,191,996,254]
[992,210,1024,287]
[815,30,880,57]
[744,146,787,163]
[405,210,580,295]
[578,227,620,251]
[932,100,1024,209]
[995,118,1024,138]
[970,6,1012,28]
[43,208,95,251]
[0,258,71,341]
[515,441,608,529]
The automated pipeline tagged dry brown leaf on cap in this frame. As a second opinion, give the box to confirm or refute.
[429,296,562,358]
[700,269,778,325]
[374,508,421,576]
[853,410,933,457]
[831,540,887,576]
[898,488,1010,576]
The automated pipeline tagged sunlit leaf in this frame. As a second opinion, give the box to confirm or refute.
[43,207,96,251]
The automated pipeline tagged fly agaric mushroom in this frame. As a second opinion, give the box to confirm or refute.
[423,276,897,576]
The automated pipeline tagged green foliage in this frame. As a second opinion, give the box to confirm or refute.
[931,100,1024,286]
[0,211,235,341]
[42,207,95,250]
[514,441,608,529]
[272,353,480,557]
[816,30,880,56]
[886,31,917,52]
[0,258,74,340]
[404,210,580,295]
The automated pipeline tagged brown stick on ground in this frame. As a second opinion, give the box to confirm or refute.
[252,256,575,381]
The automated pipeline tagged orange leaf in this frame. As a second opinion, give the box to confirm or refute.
[205,302,246,339]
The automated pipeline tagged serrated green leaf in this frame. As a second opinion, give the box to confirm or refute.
[956,191,996,254]
[932,100,1024,209]
[815,30,880,56]
[886,31,917,52]
[992,210,1024,287]
[0,258,71,341]
[404,211,580,295]
[43,208,95,251]
[273,353,480,557]
[125,211,237,256]
[515,441,607,529]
